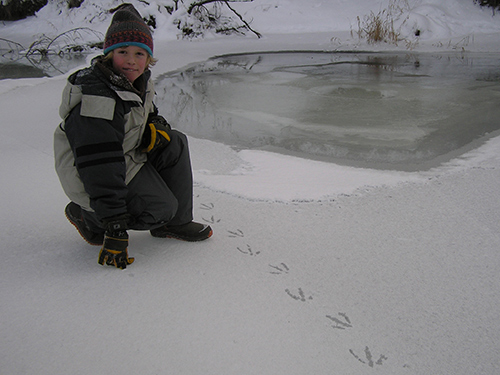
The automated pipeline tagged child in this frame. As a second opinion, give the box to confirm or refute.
[54,3,212,269]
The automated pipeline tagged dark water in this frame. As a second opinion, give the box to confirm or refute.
[0,54,89,79]
[155,51,500,171]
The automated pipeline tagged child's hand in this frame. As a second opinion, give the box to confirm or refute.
[98,214,133,269]
[141,115,171,153]
[98,230,134,269]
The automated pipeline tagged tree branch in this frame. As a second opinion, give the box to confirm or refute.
[187,0,254,14]
[187,0,220,14]
[224,1,262,38]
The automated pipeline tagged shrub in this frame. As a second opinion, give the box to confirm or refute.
[175,0,261,39]
[354,0,411,45]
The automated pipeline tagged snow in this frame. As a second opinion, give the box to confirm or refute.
[1,1,500,374]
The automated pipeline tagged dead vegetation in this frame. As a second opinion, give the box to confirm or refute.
[353,0,417,48]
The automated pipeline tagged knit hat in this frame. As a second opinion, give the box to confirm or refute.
[103,4,153,56]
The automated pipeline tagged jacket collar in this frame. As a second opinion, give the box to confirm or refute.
[92,55,151,98]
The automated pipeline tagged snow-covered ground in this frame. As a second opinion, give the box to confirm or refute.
[1,1,500,374]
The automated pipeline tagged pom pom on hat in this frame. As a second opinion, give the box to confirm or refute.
[103,3,153,56]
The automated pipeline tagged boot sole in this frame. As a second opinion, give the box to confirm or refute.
[151,228,213,242]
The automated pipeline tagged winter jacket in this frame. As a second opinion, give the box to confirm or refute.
[54,57,155,222]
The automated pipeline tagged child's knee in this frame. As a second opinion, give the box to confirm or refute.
[132,201,178,230]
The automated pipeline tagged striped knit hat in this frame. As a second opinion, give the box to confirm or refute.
[103,4,153,56]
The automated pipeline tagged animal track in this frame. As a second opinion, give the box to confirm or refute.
[200,203,215,210]
[202,215,221,224]
[326,313,352,329]
[237,244,260,256]
[285,287,313,302]
[349,346,388,368]
[269,263,289,274]
[228,229,244,238]
[194,194,395,370]
[199,203,221,224]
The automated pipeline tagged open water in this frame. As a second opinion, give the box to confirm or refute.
[155,51,500,171]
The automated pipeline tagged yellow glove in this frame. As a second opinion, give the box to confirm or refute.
[141,115,171,153]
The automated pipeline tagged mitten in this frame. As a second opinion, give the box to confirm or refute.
[141,114,171,153]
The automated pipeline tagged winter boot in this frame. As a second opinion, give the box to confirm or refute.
[150,222,213,242]
[65,202,105,246]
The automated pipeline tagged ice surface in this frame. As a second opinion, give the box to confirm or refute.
[156,51,500,170]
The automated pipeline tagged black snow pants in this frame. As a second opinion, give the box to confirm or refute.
[82,129,193,232]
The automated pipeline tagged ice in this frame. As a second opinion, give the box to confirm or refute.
[156,51,500,170]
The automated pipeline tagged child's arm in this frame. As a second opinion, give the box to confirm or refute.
[64,101,129,226]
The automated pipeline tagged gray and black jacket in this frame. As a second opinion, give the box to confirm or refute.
[54,56,155,222]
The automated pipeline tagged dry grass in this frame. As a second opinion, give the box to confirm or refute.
[354,0,412,46]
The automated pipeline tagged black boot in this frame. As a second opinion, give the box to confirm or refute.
[65,202,105,246]
[150,222,212,242]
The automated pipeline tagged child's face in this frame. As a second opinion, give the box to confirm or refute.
[111,46,148,83]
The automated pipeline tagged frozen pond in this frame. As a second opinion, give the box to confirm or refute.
[156,51,500,171]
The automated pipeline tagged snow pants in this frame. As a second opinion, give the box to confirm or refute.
[82,130,193,232]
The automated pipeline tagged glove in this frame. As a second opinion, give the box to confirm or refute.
[98,214,134,269]
[141,114,171,153]
[98,231,133,269]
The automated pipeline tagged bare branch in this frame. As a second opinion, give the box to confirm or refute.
[187,0,220,14]
[187,0,253,14]
[224,1,261,38]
